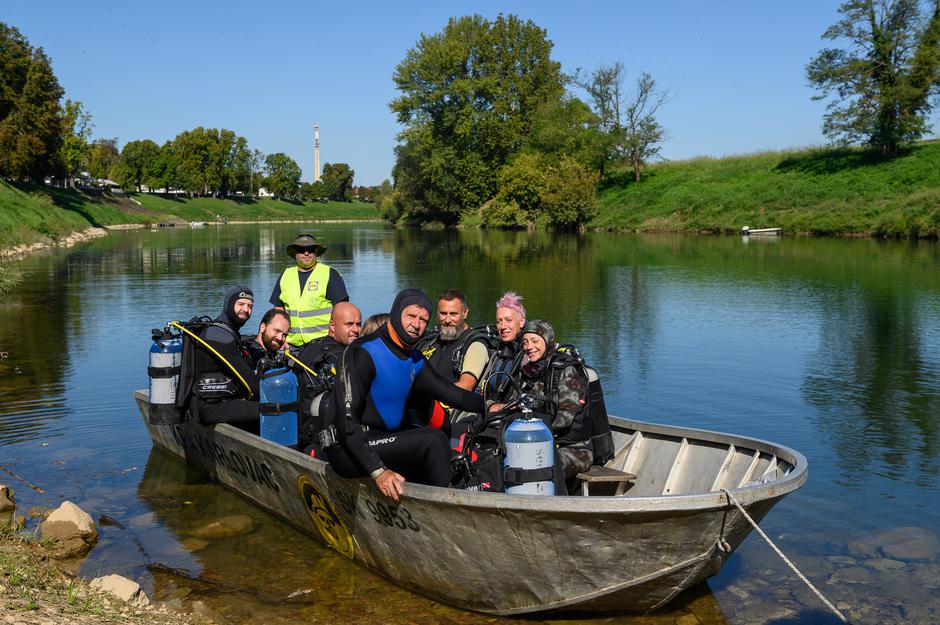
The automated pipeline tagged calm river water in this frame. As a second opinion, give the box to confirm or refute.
[1,223,938,624]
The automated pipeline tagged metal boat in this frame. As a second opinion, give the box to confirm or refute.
[133,389,807,614]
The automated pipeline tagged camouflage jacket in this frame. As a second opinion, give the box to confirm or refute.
[521,363,593,478]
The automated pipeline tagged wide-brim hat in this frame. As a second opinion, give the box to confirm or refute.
[286,233,327,257]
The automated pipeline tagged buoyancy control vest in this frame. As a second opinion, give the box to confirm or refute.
[175,317,254,417]
[291,336,346,450]
[543,345,616,465]
[417,325,501,381]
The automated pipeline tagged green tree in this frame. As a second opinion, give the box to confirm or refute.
[526,96,607,177]
[575,63,669,182]
[484,153,596,229]
[622,72,669,183]
[0,26,65,180]
[172,127,220,195]
[807,0,940,157]
[86,138,119,180]
[247,148,264,196]
[114,139,160,191]
[57,99,93,185]
[151,141,179,193]
[390,14,565,223]
[320,162,355,201]
[264,152,301,197]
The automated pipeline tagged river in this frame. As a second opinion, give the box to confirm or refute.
[1,223,938,624]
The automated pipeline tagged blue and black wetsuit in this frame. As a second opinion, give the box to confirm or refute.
[327,324,485,486]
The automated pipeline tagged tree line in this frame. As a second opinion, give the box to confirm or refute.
[376,14,669,230]
[379,3,940,229]
[0,21,356,201]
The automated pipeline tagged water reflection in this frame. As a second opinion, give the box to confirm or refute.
[0,225,939,624]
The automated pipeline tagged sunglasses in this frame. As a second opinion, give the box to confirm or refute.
[296,247,317,254]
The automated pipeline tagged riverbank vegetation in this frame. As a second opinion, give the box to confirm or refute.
[0,524,205,625]
[0,179,378,249]
[379,5,940,233]
[592,140,940,237]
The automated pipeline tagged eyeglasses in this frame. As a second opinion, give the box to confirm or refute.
[296,247,317,254]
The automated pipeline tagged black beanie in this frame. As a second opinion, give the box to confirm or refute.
[389,288,432,347]
[222,285,254,329]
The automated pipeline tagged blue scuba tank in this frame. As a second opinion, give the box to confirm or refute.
[503,405,555,496]
[259,366,299,446]
[148,330,183,424]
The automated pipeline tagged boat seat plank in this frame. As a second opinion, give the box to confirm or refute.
[577,466,637,496]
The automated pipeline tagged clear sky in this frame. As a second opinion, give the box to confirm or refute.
[4,1,937,185]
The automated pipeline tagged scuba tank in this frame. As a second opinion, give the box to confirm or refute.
[148,326,183,425]
[258,355,299,446]
[503,397,555,495]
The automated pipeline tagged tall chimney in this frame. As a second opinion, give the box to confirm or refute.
[314,124,321,182]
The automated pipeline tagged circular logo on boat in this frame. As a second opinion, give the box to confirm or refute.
[297,475,354,559]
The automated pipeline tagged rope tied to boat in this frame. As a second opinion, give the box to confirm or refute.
[720,489,852,624]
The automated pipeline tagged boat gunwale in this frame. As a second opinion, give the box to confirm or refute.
[134,390,807,514]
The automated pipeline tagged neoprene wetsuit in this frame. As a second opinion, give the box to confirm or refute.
[326,323,486,486]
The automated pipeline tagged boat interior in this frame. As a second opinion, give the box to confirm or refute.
[578,425,797,497]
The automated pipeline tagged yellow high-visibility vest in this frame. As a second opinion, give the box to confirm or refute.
[279,263,333,345]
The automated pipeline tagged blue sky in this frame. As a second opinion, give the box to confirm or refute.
[4,1,936,185]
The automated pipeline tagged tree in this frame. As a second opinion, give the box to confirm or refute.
[247,148,264,196]
[320,162,355,201]
[57,99,93,185]
[807,0,940,157]
[575,63,669,182]
[114,139,160,191]
[264,152,301,197]
[526,95,607,177]
[390,14,565,223]
[87,138,119,180]
[622,72,669,183]
[0,26,65,180]
[483,153,596,229]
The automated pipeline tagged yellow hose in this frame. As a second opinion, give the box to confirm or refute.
[284,349,319,378]
[170,321,254,399]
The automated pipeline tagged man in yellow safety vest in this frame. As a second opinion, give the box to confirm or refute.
[269,233,349,346]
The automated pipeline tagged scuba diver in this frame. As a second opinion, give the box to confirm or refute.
[411,289,497,427]
[177,285,261,433]
[246,308,291,371]
[324,289,486,502]
[477,291,527,408]
[292,302,362,454]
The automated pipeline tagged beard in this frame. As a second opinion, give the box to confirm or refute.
[262,334,283,352]
[439,325,460,341]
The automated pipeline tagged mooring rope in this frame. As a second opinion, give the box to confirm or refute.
[721,489,851,624]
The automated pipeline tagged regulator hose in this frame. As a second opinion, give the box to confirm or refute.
[170,320,254,399]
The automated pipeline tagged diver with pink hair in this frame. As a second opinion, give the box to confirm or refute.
[478,291,527,406]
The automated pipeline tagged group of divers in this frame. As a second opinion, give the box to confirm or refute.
[148,233,614,501]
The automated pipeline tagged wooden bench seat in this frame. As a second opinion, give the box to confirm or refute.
[576,465,637,496]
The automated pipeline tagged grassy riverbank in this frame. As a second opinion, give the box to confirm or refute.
[593,140,940,237]
[0,180,380,250]
[0,525,206,625]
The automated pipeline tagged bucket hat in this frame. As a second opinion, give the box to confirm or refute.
[286,233,327,257]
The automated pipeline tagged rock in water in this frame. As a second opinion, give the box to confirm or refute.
[847,527,939,562]
[189,514,256,539]
[39,501,99,558]
[0,485,14,512]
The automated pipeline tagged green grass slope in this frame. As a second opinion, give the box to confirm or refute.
[593,140,940,237]
[0,180,379,249]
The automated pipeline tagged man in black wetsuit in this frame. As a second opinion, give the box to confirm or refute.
[294,302,362,453]
[326,289,485,502]
[246,308,291,371]
[187,286,261,433]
